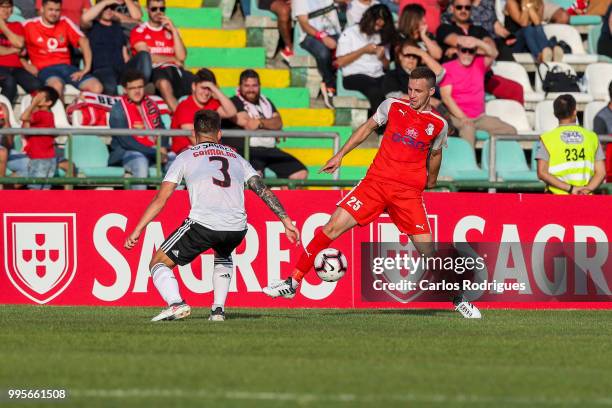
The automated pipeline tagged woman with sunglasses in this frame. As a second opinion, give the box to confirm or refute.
[398,4,442,60]
[505,0,564,62]
[336,4,396,116]
[382,38,444,98]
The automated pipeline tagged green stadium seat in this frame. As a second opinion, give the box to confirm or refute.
[71,135,124,177]
[439,137,488,180]
[143,7,222,28]
[531,141,541,171]
[588,24,601,54]
[306,165,367,180]
[482,139,539,181]
[476,130,489,140]
[570,15,602,26]
[546,0,572,8]
[277,126,353,148]
[220,87,310,108]
[249,0,276,19]
[186,47,266,68]
[337,70,368,99]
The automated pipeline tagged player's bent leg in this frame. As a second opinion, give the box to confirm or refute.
[149,250,191,322]
[263,207,359,299]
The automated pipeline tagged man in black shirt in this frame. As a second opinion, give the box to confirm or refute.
[81,0,150,94]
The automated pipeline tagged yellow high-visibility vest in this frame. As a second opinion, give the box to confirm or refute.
[540,125,599,195]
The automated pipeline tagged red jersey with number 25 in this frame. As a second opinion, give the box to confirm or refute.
[366,98,448,194]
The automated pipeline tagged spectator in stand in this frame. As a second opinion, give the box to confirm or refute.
[130,0,194,113]
[23,0,103,99]
[336,5,395,116]
[36,0,90,25]
[292,0,342,109]
[170,68,236,155]
[593,81,612,181]
[439,0,516,60]
[437,0,524,104]
[81,0,151,95]
[537,94,606,194]
[598,4,611,58]
[0,0,41,103]
[382,38,444,97]
[439,37,517,145]
[108,69,168,190]
[258,0,293,62]
[0,100,10,189]
[504,0,564,62]
[398,4,442,60]
[346,0,379,26]
[227,69,307,184]
[20,86,59,190]
[107,0,142,37]
[399,0,441,33]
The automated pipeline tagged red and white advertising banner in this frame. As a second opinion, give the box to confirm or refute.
[1,191,611,309]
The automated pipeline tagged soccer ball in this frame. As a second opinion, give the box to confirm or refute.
[314,248,347,282]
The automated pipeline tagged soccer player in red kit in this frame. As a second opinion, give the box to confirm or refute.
[263,67,481,318]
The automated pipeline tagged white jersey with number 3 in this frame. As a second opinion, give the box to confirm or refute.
[163,142,259,231]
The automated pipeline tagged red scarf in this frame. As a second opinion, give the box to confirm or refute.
[119,95,162,147]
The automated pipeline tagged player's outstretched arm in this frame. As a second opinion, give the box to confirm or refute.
[426,148,443,189]
[124,181,177,249]
[247,175,300,245]
[320,117,379,174]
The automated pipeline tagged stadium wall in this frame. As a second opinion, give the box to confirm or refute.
[1,191,611,309]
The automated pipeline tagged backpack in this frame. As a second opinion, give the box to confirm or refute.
[538,63,580,94]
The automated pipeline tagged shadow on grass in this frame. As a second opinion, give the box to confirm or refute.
[319,309,455,317]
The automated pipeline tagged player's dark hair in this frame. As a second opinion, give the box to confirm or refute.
[121,69,145,87]
[42,0,61,5]
[239,69,260,85]
[194,109,221,136]
[409,66,436,88]
[194,68,217,85]
[359,4,396,45]
[38,86,59,106]
[553,94,576,120]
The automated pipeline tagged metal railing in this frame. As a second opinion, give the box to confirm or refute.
[0,128,341,186]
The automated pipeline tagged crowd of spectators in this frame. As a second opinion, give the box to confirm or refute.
[0,0,610,190]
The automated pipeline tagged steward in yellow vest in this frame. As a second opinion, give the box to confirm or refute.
[536,95,606,195]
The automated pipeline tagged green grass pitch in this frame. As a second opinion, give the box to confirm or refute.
[1,306,611,408]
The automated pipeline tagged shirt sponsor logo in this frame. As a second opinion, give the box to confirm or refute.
[391,128,428,151]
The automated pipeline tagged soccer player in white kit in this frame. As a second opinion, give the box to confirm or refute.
[125,110,300,321]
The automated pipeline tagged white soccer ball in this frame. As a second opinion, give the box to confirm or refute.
[314,248,347,282]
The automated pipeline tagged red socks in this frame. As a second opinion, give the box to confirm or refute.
[292,230,333,282]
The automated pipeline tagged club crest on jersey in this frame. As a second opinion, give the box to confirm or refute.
[165,31,172,40]
[3,214,77,304]
[425,123,434,136]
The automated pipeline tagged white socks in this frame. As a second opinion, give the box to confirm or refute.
[151,263,182,306]
[212,262,233,312]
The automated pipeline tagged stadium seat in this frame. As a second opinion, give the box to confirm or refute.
[71,135,124,177]
[438,137,488,180]
[0,94,20,127]
[485,99,533,132]
[534,100,558,132]
[534,62,593,103]
[142,7,222,28]
[570,15,602,26]
[249,0,276,19]
[220,87,310,108]
[491,61,544,104]
[531,141,541,170]
[583,101,607,131]
[482,139,539,181]
[337,70,368,99]
[584,63,612,101]
[542,24,598,64]
[186,47,266,68]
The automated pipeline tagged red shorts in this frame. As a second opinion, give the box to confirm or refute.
[337,178,430,235]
